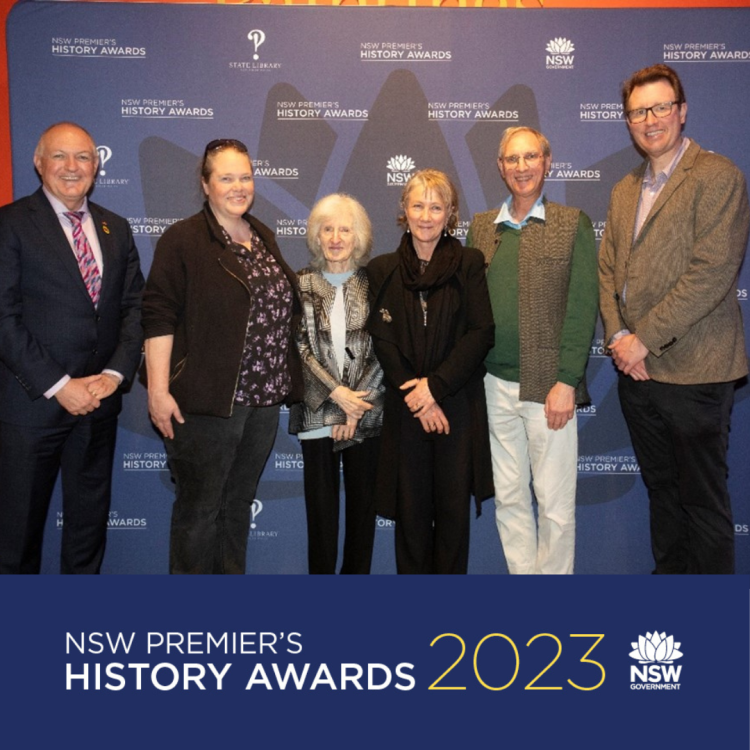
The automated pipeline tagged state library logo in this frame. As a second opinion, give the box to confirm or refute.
[629,631,683,690]
[248,499,279,540]
[228,28,280,72]
[94,145,129,188]
[251,499,263,530]
[248,29,266,61]
[96,146,113,176]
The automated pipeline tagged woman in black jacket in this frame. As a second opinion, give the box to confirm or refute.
[366,170,494,574]
[142,139,302,574]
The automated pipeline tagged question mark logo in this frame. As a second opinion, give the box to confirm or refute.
[248,29,266,61]
[96,145,112,176]
[250,499,263,529]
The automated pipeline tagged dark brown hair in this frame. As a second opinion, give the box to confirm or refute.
[621,64,686,111]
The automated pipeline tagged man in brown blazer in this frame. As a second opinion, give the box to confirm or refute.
[599,64,750,574]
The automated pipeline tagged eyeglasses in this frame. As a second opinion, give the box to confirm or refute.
[625,101,677,124]
[204,138,248,154]
[499,152,543,168]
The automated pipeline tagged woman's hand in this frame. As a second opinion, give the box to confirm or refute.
[400,377,436,417]
[330,386,373,420]
[332,416,358,442]
[418,403,450,435]
[148,390,185,440]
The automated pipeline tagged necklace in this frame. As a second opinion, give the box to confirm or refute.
[417,256,429,326]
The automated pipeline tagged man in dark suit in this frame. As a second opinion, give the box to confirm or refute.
[0,122,144,574]
[599,65,750,574]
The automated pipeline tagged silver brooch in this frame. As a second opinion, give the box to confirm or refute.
[379,308,392,323]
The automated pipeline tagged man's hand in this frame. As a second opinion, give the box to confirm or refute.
[544,382,576,431]
[609,333,649,377]
[55,375,102,415]
[86,373,120,400]
[626,360,650,381]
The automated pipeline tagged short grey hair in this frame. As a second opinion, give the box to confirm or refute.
[306,193,373,271]
[498,126,551,159]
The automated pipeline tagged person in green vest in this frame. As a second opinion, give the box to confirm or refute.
[467,126,598,574]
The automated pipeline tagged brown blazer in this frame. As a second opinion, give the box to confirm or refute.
[599,140,750,385]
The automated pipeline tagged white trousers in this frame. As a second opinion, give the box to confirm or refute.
[484,373,577,574]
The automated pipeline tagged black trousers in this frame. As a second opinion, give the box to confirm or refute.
[0,415,117,574]
[395,404,472,575]
[166,404,279,574]
[300,436,379,574]
[618,376,736,574]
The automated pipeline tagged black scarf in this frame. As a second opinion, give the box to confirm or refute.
[397,232,462,376]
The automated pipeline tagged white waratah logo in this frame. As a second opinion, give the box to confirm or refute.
[546,37,575,55]
[387,155,416,172]
[629,632,684,664]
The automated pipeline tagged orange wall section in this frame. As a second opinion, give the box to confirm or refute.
[2,0,750,205]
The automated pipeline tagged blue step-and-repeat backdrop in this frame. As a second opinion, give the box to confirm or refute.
[3,4,750,748]
[8,2,750,576]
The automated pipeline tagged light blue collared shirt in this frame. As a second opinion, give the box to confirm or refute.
[494,195,546,229]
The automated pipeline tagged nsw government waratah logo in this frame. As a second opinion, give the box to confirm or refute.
[545,37,575,69]
[629,631,683,690]
[387,155,416,186]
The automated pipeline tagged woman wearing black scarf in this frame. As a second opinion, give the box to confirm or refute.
[367,170,495,574]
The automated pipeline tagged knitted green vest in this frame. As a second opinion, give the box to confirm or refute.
[470,203,590,404]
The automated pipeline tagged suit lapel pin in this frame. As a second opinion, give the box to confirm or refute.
[101,221,110,235]
[379,308,392,323]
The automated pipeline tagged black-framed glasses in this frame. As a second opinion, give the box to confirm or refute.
[204,138,248,154]
[626,101,677,124]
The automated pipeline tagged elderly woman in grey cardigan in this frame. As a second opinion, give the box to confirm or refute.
[289,194,384,574]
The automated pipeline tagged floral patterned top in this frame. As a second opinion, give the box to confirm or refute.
[223,227,293,407]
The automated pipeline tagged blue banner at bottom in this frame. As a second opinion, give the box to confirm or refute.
[0,575,746,749]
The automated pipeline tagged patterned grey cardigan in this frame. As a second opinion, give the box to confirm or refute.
[288,266,384,451]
